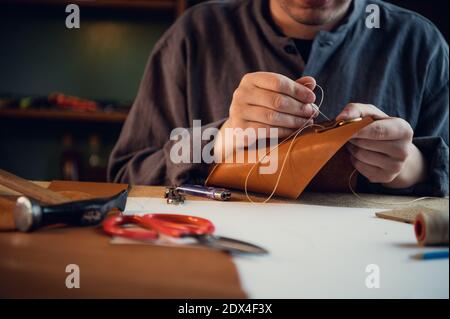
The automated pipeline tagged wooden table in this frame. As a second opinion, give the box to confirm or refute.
[0,182,247,298]
[0,181,448,298]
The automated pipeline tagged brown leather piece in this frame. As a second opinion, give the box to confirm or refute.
[0,226,246,298]
[48,180,129,198]
[205,117,373,199]
[305,147,357,193]
[0,181,246,298]
[0,169,69,204]
[0,196,16,231]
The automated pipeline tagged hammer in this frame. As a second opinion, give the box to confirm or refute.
[0,169,128,232]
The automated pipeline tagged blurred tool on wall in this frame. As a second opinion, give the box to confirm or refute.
[0,93,130,114]
[59,133,108,182]
[85,134,108,182]
[60,134,81,181]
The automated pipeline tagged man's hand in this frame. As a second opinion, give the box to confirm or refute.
[336,103,428,189]
[214,72,318,160]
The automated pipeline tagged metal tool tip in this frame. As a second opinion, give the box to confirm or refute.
[13,196,34,232]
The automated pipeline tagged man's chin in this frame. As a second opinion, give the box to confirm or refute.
[294,17,332,26]
[277,0,352,28]
[288,12,334,26]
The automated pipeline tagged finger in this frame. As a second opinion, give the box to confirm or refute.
[349,138,411,160]
[240,87,318,118]
[347,143,404,173]
[245,122,296,139]
[336,103,388,121]
[221,120,295,148]
[350,156,395,184]
[243,72,316,103]
[239,105,313,129]
[296,76,316,91]
[352,118,414,141]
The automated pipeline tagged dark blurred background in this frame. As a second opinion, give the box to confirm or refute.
[0,0,448,182]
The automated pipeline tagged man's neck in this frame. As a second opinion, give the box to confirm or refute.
[269,0,351,39]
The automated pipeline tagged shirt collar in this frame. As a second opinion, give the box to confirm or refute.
[253,0,366,44]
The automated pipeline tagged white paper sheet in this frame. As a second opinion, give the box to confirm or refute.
[124,197,449,299]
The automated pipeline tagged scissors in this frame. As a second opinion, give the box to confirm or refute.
[103,213,268,255]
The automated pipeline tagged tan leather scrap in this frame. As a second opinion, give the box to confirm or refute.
[205,117,374,199]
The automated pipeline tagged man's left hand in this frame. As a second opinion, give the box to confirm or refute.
[336,103,428,189]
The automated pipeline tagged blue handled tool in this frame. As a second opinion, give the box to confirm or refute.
[411,250,449,260]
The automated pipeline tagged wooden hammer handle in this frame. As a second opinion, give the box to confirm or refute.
[0,169,69,204]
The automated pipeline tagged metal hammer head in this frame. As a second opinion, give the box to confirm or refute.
[14,196,37,232]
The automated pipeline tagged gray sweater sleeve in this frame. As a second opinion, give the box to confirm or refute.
[412,37,449,197]
[107,26,225,186]
[361,37,449,197]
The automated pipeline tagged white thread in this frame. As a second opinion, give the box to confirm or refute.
[243,83,440,205]
[244,83,326,203]
[309,84,331,121]
[348,169,437,206]
[244,123,324,203]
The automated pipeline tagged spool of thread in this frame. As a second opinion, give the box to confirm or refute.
[414,210,449,246]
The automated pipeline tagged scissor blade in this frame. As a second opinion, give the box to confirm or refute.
[197,235,268,255]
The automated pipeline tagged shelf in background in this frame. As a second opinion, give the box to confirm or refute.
[0,108,128,123]
[0,0,188,16]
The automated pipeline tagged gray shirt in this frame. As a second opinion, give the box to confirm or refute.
[108,0,449,196]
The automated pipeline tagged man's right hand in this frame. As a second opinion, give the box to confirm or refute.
[214,72,318,160]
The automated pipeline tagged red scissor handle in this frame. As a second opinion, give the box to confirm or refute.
[102,214,215,240]
[142,214,215,238]
[103,215,159,240]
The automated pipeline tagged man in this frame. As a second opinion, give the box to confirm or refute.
[108,0,449,196]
